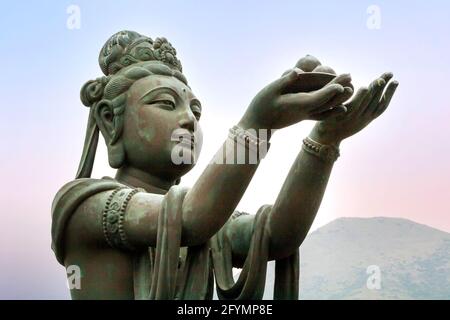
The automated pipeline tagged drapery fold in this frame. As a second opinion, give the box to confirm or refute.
[210,205,299,300]
[52,178,299,300]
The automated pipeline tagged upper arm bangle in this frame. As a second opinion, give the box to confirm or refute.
[103,187,142,250]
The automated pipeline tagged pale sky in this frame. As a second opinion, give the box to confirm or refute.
[1,0,449,299]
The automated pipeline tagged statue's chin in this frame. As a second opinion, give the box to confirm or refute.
[171,160,197,177]
[151,159,196,182]
[170,144,200,167]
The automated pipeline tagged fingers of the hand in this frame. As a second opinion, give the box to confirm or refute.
[311,86,353,114]
[276,68,304,91]
[278,84,344,111]
[364,78,389,115]
[380,72,394,83]
[345,87,369,115]
[373,80,399,117]
[305,84,345,107]
[329,73,353,91]
[355,78,385,117]
[310,105,347,121]
[323,86,353,108]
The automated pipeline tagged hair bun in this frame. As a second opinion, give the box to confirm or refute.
[80,77,109,107]
[98,30,182,76]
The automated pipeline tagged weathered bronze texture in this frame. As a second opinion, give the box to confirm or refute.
[51,30,398,300]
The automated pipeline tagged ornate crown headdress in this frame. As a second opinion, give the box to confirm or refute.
[99,30,182,75]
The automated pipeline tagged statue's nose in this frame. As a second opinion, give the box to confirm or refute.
[178,107,196,132]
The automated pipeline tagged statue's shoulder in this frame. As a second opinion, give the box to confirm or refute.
[52,177,121,208]
[51,177,125,265]
[51,177,124,221]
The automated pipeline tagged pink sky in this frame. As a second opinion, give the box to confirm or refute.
[1,0,449,299]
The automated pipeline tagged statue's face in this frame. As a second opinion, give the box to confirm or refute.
[122,74,203,180]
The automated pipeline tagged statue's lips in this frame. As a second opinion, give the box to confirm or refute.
[176,134,195,149]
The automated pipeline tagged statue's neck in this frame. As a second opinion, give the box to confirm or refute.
[115,166,176,195]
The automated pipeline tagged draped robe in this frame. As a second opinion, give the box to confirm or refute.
[51,177,299,299]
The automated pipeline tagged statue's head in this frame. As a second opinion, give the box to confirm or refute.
[77,31,203,183]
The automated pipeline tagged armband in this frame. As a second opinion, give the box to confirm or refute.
[102,187,141,250]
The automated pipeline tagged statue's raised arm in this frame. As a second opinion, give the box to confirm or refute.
[227,57,398,266]
[51,31,397,300]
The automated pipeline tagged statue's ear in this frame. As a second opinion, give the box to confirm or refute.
[94,99,115,143]
[94,99,125,168]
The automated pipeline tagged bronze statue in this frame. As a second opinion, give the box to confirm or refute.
[51,30,398,299]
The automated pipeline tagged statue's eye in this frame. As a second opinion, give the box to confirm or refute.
[191,105,202,120]
[159,100,175,107]
[144,92,177,110]
[152,99,176,110]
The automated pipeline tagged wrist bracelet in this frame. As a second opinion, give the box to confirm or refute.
[228,125,271,160]
[302,137,340,163]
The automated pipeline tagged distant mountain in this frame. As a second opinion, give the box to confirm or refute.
[262,217,450,299]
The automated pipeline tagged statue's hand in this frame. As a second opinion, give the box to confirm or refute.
[311,72,399,145]
[238,64,353,130]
